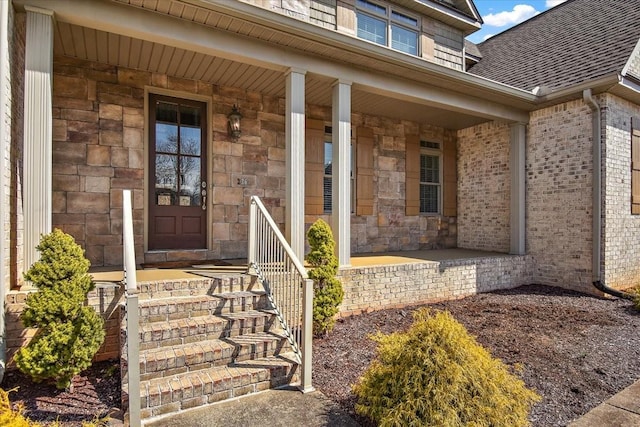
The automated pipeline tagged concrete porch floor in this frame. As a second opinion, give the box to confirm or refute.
[89,248,511,283]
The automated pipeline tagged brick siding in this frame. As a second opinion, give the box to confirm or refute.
[457,121,511,252]
[602,93,640,289]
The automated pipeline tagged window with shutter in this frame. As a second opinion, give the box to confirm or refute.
[632,117,640,214]
[305,119,325,215]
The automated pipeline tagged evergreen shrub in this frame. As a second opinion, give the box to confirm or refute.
[0,388,43,427]
[15,229,105,390]
[306,219,344,336]
[353,308,540,427]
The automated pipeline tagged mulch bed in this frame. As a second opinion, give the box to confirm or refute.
[313,284,640,427]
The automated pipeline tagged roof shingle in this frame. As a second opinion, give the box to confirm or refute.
[468,0,640,93]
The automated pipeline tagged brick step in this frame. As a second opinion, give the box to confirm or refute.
[131,353,300,420]
[138,292,270,323]
[138,331,291,381]
[138,310,277,350]
[137,273,260,300]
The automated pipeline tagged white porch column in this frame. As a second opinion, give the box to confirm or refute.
[23,6,54,274]
[510,122,526,255]
[285,69,306,260]
[331,80,351,267]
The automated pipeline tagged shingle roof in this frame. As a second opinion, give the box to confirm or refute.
[468,0,640,93]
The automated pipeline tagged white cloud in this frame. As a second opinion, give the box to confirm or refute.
[483,4,539,27]
[482,33,495,41]
[545,0,568,7]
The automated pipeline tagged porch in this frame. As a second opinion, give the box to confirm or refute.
[89,248,529,312]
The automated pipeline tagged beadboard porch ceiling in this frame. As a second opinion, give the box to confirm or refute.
[54,19,487,130]
[36,0,532,129]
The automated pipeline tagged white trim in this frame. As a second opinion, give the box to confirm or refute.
[0,0,9,382]
[285,69,306,260]
[419,141,443,215]
[143,86,213,253]
[621,39,640,78]
[332,80,352,267]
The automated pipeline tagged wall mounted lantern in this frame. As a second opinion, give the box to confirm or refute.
[227,105,242,141]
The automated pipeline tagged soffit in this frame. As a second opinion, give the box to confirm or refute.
[109,0,535,111]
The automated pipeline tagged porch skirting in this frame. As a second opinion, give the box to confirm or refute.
[338,254,532,316]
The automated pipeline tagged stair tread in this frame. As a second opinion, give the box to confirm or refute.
[138,291,267,308]
[140,330,288,360]
[139,309,275,333]
[140,352,299,388]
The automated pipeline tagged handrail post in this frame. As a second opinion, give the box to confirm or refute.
[122,189,141,427]
[300,277,315,393]
[248,197,257,268]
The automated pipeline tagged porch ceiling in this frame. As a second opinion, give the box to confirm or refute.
[54,20,489,129]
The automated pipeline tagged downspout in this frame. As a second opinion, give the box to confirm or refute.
[583,89,634,300]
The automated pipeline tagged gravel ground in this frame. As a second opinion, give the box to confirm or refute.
[313,284,640,427]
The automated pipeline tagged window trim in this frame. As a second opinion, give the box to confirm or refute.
[323,126,356,214]
[419,141,443,215]
[355,0,420,56]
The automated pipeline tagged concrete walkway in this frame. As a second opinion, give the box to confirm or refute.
[569,379,640,426]
[137,379,640,427]
[143,387,360,427]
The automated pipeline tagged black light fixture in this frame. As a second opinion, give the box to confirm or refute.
[227,105,242,141]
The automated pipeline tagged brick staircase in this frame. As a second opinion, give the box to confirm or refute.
[121,272,300,421]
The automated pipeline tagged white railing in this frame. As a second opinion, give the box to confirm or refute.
[248,196,314,393]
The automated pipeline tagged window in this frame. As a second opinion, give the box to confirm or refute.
[323,127,355,214]
[420,141,442,214]
[356,0,419,56]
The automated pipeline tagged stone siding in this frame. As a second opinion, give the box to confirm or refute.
[338,255,530,315]
[527,99,594,291]
[601,93,640,289]
[5,284,123,366]
[305,106,457,253]
[457,121,511,252]
[51,56,288,267]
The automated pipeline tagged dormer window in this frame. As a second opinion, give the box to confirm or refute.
[356,0,419,56]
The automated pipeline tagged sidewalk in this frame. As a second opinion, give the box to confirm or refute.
[122,379,640,426]
[569,379,640,426]
[143,386,360,427]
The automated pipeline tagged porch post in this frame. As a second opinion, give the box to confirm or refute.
[510,122,526,255]
[23,6,54,277]
[332,80,351,267]
[285,68,306,260]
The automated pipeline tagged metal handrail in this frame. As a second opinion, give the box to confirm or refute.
[247,196,314,392]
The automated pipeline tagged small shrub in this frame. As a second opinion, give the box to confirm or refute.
[353,308,540,427]
[15,229,105,390]
[306,219,344,336]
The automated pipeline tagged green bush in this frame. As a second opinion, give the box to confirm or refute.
[15,229,105,390]
[353,308,540,427]
[306,219,344,336]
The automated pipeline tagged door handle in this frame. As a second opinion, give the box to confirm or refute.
[201,181,207,210]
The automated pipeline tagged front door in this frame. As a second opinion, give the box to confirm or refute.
[148,94,207,250]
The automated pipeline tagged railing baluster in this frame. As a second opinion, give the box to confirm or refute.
[246,196,312,392]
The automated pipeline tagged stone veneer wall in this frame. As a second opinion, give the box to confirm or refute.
[601,93,640,289]
[338,255,530,316]
[51,55,287,267]
[527,99,594,291]
[457,121,511,252]
[305,105,457,253]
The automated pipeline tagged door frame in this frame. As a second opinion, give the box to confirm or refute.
[143,87,213,253]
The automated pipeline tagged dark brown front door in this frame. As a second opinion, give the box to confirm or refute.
[148,94,207,250]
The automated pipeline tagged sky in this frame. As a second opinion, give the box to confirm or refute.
[466,0,568,44]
